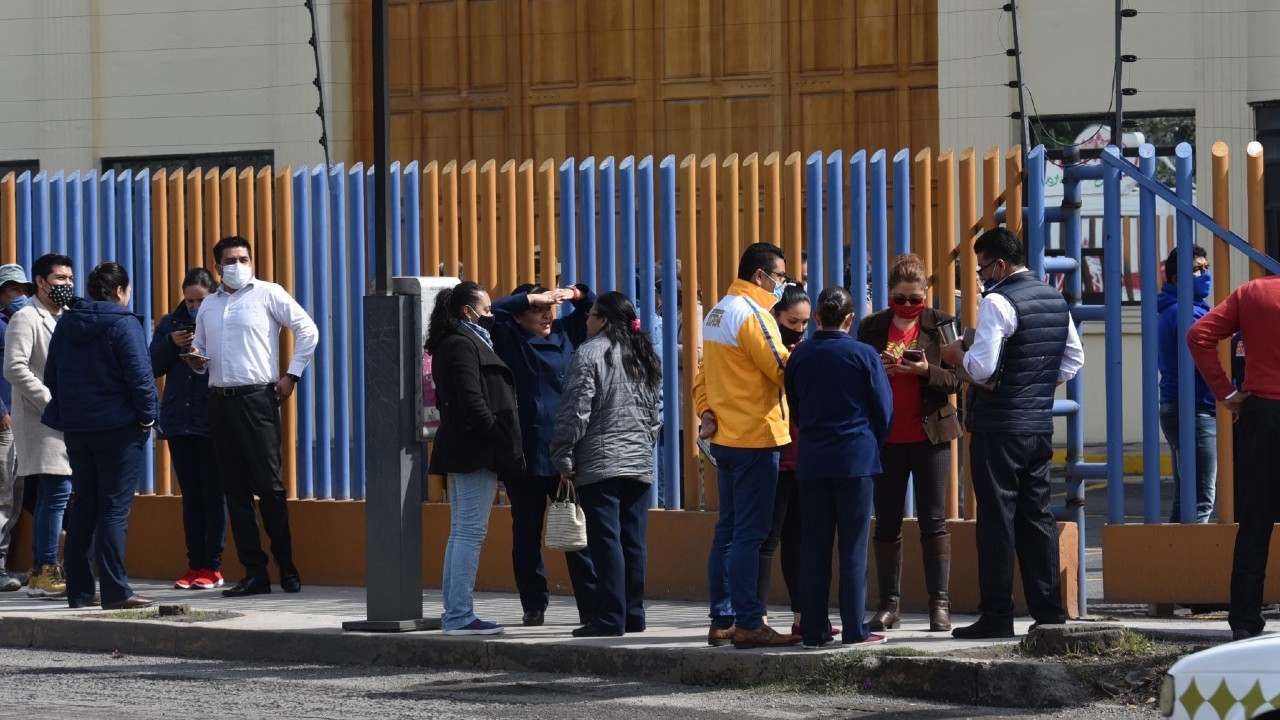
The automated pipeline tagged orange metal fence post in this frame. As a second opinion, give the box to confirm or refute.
[221,169,237,237]
[1,173,15,263]
[461,161,479,284]
[1248,142,1266,282]
[538,159,558,292]
[274,167,298,499]
[763,152,782,247]
[914,148,934,304]
[255,168,275,282]
[700,154,720,309]
[187,170,204,270]
[423,161,440,276]
[783,152,803,264]
[937,149,960,519]
[479,160,499,294]
[982,147,1001,233]
[441,161,460,280]
[679,156,704,510]
[1212,142,1234,523]
[717,153,737,302]
[1004,146,1023,240]
[499,160,518,296]
[167,171,186,275]
[237,168,255,247]
[151,170,171,496]
[518,160,536,286]
[959,148,979,520]
[203,169,221,254]
[743,152,760,248]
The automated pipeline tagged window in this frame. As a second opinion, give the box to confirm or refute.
[1254,100,1280,269]
[0,159,40,179]
[99,150,274,177]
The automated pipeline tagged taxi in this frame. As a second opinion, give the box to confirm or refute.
[1160,634,1280,719]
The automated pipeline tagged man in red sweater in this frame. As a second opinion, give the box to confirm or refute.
[1187,275,1280,641]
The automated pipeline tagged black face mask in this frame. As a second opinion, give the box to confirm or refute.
[778,326,805,348]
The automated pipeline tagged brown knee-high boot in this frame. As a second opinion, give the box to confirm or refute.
[869,540,902,631]
[922,533,952,632]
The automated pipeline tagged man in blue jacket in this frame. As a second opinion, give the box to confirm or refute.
[1156,245,1216,523]
[0,263,32,591]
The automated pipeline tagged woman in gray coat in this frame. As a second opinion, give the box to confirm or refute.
[551,291,662,638]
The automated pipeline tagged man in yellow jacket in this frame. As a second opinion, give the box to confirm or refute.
[692,242,798,649]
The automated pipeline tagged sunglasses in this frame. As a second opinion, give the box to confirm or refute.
[891,294,926,306]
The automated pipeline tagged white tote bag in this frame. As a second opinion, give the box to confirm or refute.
[544,478,588,552]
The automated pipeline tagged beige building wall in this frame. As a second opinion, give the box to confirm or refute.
[0,0,353,172]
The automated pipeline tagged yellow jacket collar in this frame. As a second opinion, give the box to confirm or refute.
[727,278,778,310]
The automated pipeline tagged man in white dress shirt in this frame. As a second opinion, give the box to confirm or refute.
[940,227,1084,639]
[186,236,319,598]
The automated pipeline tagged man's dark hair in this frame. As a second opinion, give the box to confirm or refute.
[33,253,73,281]
[736,242,785,281]
[86,262,130,302]
[973,227,1025,267]
[212,235,252,265]
[1163,244,1207,284]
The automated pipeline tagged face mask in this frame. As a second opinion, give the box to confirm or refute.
[469,308,495,331]
[1193,271,1212,301]
[981,277,999,296]
[771,279,786,304]
[188,305,198,319]
[46,283,74,308]
[222,262,253,290]
[6,294,29,315]
[890,298,927,320]
[778,325,805,348]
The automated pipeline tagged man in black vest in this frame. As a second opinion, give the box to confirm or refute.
[940,228,1084,639]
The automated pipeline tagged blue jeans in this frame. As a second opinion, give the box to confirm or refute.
[707,444,779,631]
[578,477,650,633]
[441,469,498,631]
[799,476,875,644]
[33,474,72,568]
[1159,404,1217,523]
[64,426,145,606]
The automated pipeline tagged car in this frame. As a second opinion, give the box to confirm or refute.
[1161,633,1280,719]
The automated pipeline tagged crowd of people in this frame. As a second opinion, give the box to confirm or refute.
[0,236,318,608]
[11,225,1268,645]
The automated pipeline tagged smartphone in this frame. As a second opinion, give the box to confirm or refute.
[180,351,210,362]
[174,323,195,333]
[902,349,925,362]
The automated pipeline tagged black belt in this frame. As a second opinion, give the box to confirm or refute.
[210,383,275,397]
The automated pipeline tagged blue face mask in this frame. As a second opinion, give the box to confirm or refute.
[981,277,999,295]
[188,304,198,319]
[772,281,785,303]
[6,294,29,315]
[1193,271,1211,301]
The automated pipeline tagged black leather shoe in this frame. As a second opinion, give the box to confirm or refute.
[951,617,1015,639]
[279,568,302,594]
[625,621,646,633]
[69,593,101,609]
[522,610,545,627]
[222,576,272,598]
[572,622,624,637]
[103,595,153,610]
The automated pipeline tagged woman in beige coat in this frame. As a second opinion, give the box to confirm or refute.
[2,253,74,598]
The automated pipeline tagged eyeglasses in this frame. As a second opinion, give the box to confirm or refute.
[763,269,788,284]
[976,259,998,277]
[891,294,926,306]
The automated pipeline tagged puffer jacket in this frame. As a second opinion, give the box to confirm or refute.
[550,334,662,487]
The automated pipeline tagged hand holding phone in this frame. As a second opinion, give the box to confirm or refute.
[902,349,925,362]
[180,351,210,370]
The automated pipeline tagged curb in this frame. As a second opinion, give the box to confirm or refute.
[0,615,1100,708]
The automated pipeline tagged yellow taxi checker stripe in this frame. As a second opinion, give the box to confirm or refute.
[1180,678,1207,718]
[1207,678,1239,718]
[1239,681,1269,718]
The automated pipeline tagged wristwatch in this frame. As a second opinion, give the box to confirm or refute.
[286,373,301,383]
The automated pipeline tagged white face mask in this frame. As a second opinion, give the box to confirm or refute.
[222,262,253,290]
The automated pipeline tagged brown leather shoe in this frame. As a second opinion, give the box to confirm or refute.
[707,624,736,647]
[731,624,801,649]
[102,595,153,610]
[869,601,901,631]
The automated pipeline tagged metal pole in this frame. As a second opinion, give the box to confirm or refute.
[1008,0,1032,166]
[1112,0,1123,147]
[372,0,392,295]
[305,0,332,168]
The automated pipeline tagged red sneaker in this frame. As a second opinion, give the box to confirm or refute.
[174,569,202,590]
[192,570,224,590]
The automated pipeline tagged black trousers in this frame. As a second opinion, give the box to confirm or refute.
[168,435,226,572]
[968,431,1066,624]
[1230,395,1280,634]
[577,477,649,633]
[505,473,597,619]
[874,440,951,541]
[209,387,293,579]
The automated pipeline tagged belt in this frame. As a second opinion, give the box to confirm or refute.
[209,383,275,397]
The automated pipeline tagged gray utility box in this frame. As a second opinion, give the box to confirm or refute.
[390,276,460,441]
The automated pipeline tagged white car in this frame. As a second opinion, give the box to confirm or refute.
[1161,634,1280,719]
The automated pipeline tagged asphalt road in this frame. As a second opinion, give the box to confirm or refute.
[0,647,1163,720]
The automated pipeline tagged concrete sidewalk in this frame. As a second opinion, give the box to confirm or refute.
[0,579,1250,707]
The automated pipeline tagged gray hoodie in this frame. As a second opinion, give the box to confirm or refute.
[550,334,662,487]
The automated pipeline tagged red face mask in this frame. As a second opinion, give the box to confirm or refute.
[890,297,927,320]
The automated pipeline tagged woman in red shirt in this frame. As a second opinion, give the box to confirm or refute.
[856,254,962,632]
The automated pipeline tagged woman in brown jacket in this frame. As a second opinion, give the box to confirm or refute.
[856,254,962,632]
